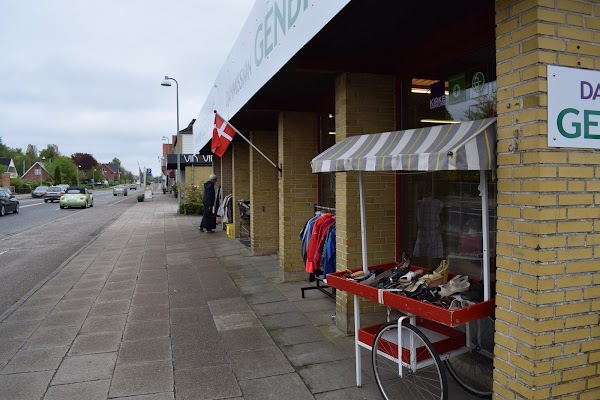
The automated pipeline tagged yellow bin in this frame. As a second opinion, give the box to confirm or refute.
[226,224,234,238]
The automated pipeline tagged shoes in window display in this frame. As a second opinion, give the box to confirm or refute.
[438,275,470,297]
[420,259,449,287]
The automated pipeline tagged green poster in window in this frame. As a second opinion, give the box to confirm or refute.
[448,73,466,105]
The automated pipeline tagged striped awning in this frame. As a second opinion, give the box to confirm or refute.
[311,118,496,173]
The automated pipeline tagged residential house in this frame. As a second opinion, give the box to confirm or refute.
[22,161,51,184]
[0,158,18,178]
[101,163,120,183]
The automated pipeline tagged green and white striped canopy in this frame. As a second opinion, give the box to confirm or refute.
[311,118,496,173]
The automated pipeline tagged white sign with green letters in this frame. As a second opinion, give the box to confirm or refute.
[548,65,600,149]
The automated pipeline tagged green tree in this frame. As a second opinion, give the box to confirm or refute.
[54,166,62,185]
[40,144,61,160]
[46,155,76,185]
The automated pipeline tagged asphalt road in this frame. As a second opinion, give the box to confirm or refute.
[0,187,143,316]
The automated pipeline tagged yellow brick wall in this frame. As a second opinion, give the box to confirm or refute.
[221,149,233,198]
[495,1,600,398]
[232,141,250,239]
[334,72,397,333]
[278,112,319,282]
[250,131,279,255]
[184,165,212,187]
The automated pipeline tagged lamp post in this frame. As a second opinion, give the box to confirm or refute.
[160,76,181,212]
[40,157,46,186]
[161,136,170,192]
[93,168,96,186]
[76,165,81,186]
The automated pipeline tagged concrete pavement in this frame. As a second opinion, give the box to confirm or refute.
[0,192,475,399]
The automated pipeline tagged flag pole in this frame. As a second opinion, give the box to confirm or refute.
[215,110,282,174]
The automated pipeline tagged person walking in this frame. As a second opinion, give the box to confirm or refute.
[199,174,218,232]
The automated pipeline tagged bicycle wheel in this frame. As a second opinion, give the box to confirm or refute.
[444,316,495,398]
[372,321,447,400]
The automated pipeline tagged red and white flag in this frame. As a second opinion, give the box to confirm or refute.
[211,113,236,157]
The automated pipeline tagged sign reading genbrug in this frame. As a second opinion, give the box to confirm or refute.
[548,65,600,149]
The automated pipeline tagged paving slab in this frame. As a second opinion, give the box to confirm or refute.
[109,360,174,398]
[52,352,117,384]
[227,346,294,380]
[44,379,111,400]
[1,346,68,374]
[239,373,314,400]
[117,337,171,365]
[123,320,170,341]
[70,331,123,355]
[0,370,54,400]
[174,365,241,400]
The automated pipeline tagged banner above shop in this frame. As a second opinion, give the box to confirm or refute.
[193,0,351,153]
[548,65,600,149]
[166,154,212,169]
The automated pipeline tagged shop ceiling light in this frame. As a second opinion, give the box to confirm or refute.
[411,87,430,94]
[420,119,461,124]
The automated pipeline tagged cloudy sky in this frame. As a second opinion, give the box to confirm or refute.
[0,0,255,177]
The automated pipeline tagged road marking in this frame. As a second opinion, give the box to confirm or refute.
[0,250,7,256]
[20,203,45,209]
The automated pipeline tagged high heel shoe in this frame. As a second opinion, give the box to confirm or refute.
[398,269,424,283]
[421,260,449,287]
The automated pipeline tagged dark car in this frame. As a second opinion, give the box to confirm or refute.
[0,190,19,216]
[32,186,49,198]
[44,186,65,203]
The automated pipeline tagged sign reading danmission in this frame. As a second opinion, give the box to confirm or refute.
[548,65,600,149]
[193,0,351,153]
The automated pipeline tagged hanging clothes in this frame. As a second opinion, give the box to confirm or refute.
[305,213,334,273]
[322,226,336,278]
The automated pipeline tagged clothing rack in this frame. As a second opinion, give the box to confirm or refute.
[300,205,336,300]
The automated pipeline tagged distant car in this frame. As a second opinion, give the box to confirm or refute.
[44,186,65,203]
[113,185,128,196]
[0,190,19,216]
[129,184,137,190]
[57,184,70,191]
[32,186,49,198]
[0,187,12,196]
[60,187,94,209]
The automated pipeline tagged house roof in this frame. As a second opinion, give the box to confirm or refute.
[180,119,195,135]
[0,157,12,167]
[103,163,120,173]
[22,161,50,177]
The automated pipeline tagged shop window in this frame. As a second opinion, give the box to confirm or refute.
[398,51,497,281]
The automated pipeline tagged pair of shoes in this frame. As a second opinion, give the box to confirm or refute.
[205,229,215,233]
[412,286,441,302]
[398,269,424,283]
[198,227,204,232]
[420,260,449,287]
[438,275,470,297]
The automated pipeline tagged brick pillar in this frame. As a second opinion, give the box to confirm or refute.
[334,73,396,333]
[221,149,233,200]
[279,112,319,282]
[494,2,600,399]
[232,141,250,238]
[2,172,9,189]
[250,131,279,255]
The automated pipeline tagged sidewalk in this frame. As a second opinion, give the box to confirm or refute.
[0,193,473,399]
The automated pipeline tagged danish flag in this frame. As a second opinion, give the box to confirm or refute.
[211,113,236,157]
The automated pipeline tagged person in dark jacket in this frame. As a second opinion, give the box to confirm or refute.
[199,174,218,232]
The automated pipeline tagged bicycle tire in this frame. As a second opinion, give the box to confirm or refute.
[372,321,447,400]
[444,316,495,398]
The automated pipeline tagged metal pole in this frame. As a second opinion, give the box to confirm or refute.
[174,78,181,213]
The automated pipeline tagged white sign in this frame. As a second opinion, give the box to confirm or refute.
[548,65,600,149]
[193,0,351,153]
[144,189,153,200]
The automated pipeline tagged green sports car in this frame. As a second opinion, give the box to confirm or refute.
[59,187,94,209]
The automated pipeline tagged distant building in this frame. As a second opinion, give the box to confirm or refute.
[22,161,51,183]
[101,163,120,183]
[0,158,18,178]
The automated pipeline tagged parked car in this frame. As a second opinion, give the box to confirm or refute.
[44,186,65,203]
[32,186,49,198]
[113,185,128,196]
[58,184,70,191]
[129,184,137,190]
[60,187,94,209]
[0,190,19,216]
[0,187,12,196]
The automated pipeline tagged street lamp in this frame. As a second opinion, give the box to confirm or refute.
[161,76,181,212]
[93,168,96,185]
[40,156,46,186]
[76,165,81,186]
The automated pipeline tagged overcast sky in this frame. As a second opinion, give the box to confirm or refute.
[0,0,255,177]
